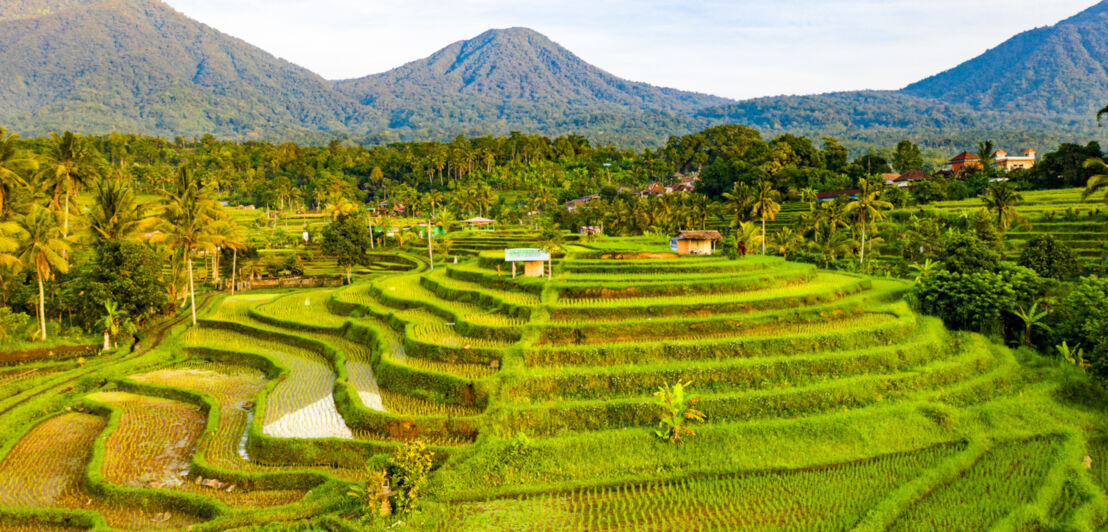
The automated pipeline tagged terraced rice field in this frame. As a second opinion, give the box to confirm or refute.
[1,235,1106,529]
[185,325,352,439]
[0,413,204,530]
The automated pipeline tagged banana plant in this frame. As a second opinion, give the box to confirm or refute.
[653,380,706,444]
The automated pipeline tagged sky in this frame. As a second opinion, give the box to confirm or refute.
[164,0,1098,101]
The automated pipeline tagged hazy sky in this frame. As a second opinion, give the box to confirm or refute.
[164,0,1097,101]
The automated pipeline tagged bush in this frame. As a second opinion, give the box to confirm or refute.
[912,263,1043,335]
[0,307,31,342]
[1018,234,1080,280]
[940,232,1001,274]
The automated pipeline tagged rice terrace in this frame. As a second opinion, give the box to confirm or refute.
[7,0,1108,530]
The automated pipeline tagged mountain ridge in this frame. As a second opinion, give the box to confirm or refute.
[1,0,1107,147]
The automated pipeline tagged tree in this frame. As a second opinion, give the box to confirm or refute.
[99,300,126,351]
[749,180,781,256]
[0,128,36,218]
[892,140,923,173]
[540,227,565,280]
[1031,142,1102,187]
[980,181,1027,232]
[653,380,706,444]
[1082,158,1108,206]
[721,182,751,227]
[155,166,219,326]
[42,131,98,240]
[976,140,997,170]
[320,213,371,285]
[87,174,152,242]
[65,240,169,329]
[770,226,805,260]
[844,179,892,264]
[1018,234,1079,280]
[14,206,70,340]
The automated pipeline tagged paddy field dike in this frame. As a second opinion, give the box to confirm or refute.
[0,236,1105,530]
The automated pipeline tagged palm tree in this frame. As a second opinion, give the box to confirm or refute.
[799,187,818,204]
[1082,158,1108,206]
[1013,301,1051,347]
[722,182,752,227]
[980,181,1027,232]
[844,179,893,264]
[209,217,246,291]
[434,236,455,259]
[0,128,37,218]
[87,174,153,243]
[15,206,70,340]
[771,226,805,260]
[976,140,997,171]
[41,131,98,240]
[100,300,126,351]
[749,181,781,256]
[155,166,219,326]
[809,230,854,268]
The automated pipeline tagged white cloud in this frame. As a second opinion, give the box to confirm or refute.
[163,0,1097,99]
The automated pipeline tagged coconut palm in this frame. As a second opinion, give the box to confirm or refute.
[722,182,752,227]
[844,179,893,264]
[0,128,37,218]
[1082,158,1108,206]
[809,230,854,268]
[980,181,1027,232]
[209,216,246,292]
[87,174,153,243]
[41,131,98,240]
[155,166,219,326]
[15,206,70,340]
[750,180,781,256]
[976,140,997,170]
[771,226,805,260]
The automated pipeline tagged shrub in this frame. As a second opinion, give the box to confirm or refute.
[390,439,434,512]
[940,232,1001,274]
[1018,234,1080,280]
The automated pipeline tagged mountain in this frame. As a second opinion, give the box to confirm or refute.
[2,0,1108,148]
[695,2,1108,151]
[0,0,377,140]
[333,27,729,141]
[903,1,1108,116]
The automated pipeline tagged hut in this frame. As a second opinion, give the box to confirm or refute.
[670,230,722,255]
[504,248,551,278]
[461,217,496,232]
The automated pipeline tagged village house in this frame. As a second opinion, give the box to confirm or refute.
[994,149,1037,171]
[947,152,982,172]
[504,248,550,277]
[884,169,932,188]
[670,230,722,255]
[461,216,496,231]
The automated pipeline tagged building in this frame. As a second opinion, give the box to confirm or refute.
[460,217,496,231]
[884,169,932,188]
[994,149,1037,171]
[670,230,722,255]
[504,248,551,278]
[948,152,982,172]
